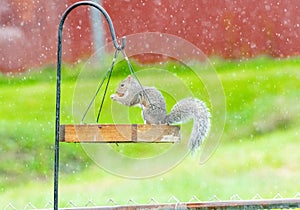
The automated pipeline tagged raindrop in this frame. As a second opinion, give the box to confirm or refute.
[154,0,162,6]
[234,114,241,119]
[265,5,271,11]
[250,43,257,49]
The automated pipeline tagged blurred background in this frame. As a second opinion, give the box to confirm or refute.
[0,0,300,208]
[1,0,300,73]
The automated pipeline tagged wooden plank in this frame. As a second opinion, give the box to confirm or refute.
[59,124,180,143]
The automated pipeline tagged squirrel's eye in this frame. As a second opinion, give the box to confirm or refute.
[120,83,125,87]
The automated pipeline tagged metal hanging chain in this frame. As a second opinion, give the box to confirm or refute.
[96,50,119,123]
[82,48,162,124]
[81,49,120,123]
[120,49,153,108]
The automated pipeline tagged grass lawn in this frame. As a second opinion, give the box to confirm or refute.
[0,57,300,208]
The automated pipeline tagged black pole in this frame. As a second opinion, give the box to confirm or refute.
[54,1,125,209]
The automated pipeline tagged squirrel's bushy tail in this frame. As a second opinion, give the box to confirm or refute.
[166,98,211,153]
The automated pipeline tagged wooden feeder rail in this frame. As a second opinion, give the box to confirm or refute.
[59,124,181,143]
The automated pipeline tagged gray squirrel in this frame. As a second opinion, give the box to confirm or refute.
[110,75,211,153]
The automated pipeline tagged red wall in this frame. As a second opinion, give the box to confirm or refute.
[1,0,300,73]
[0,0,93,73]
[105,0,300,58]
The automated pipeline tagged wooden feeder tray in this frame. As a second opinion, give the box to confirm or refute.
[59,124,181,143]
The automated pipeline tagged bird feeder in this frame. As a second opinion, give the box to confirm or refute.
[53,1,180,209]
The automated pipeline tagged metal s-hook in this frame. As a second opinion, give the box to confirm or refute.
[119,36,126,50]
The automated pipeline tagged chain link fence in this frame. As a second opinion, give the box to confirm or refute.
[4,192,300,209]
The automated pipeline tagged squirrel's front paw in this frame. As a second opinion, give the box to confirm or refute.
[110,94,117,100]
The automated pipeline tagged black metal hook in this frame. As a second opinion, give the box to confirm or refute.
[54,1,125,209]
[58,1,126,51]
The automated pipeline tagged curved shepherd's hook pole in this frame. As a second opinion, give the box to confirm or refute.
[54,1,126,209]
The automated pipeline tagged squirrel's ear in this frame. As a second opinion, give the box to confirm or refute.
[127,75,132,81]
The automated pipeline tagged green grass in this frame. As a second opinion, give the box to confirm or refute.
[1,56,300,208]
[1,126,299,208]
